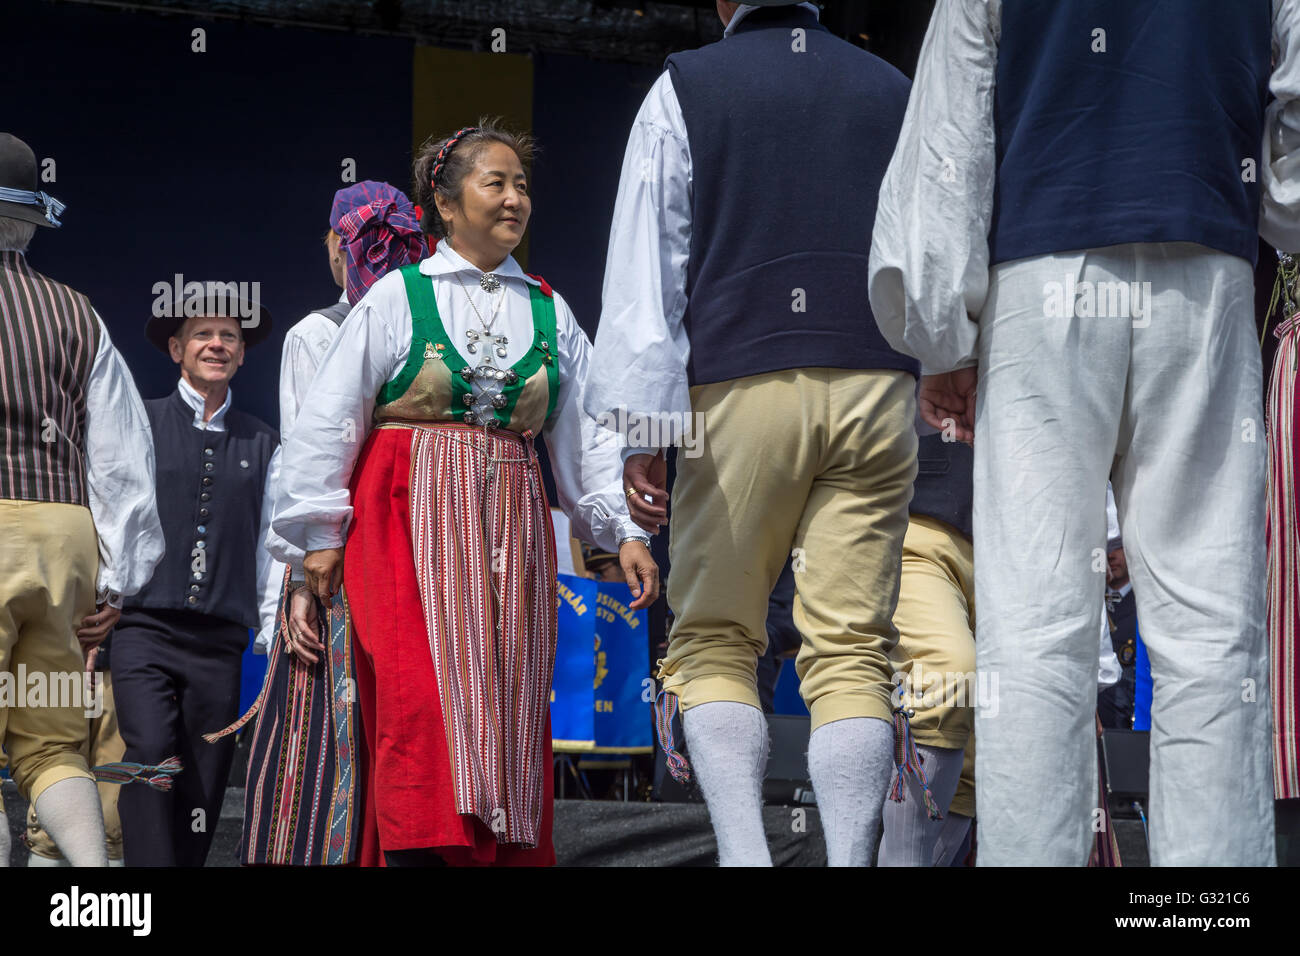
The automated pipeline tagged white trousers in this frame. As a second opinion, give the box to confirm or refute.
[973,242,1275,866]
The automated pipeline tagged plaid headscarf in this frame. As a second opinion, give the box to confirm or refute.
[330,181,428,305]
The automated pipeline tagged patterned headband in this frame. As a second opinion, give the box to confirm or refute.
[430,126,479,188]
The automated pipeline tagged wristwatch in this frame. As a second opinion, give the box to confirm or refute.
[617,533,652,549]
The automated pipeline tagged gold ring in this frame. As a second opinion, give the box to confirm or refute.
[626,487,638,498]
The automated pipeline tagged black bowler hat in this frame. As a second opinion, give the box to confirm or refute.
[145,282,273,352]
[0,133,65,228]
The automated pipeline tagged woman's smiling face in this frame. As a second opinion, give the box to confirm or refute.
[438,141,531,261]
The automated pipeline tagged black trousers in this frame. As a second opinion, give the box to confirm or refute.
[112,608,246,867]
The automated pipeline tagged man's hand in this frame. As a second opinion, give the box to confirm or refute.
[919,367,978,444]
[77,603,119,656]
[619,541,660,610]
[303,548,345,603]
[285,587,326,665]
[623,452,668,534]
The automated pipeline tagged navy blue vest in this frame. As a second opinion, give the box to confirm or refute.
[910,434,973,541]
[666,5,919,386]
[991,0,1272,266]
[126,389,277,629]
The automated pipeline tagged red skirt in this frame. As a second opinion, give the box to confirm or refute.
[343,422,556,866]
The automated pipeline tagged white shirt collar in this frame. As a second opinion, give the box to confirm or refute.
[420,239,539,287]
[725,2,820,37]
[177,376,232,431]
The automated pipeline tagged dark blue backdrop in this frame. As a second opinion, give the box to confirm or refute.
[2,0,660,431]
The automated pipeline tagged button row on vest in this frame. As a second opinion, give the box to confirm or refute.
[187,595,198,605]
[199,508,209,519]
[204,448,214,457]
[202,477,212,486]
[190,584,199,593]
[204,462,214,473]
[200,492,211,501]
[196,541,206,550]
[197,525,207,534]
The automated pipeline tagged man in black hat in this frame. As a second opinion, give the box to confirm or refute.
[111,286,281,867]
[0,132,164,867]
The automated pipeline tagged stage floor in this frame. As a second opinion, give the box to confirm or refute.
[4,781,1157,867]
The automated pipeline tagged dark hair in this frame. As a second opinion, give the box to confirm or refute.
[412,117,536,239]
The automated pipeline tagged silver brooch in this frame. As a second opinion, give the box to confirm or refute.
[479,273,501,293]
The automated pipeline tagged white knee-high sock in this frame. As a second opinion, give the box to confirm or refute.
[33,778,108,868]
[932,811,974,867]
[877,744,966,866]
[808,716,895,866]
[682,701,772,866]
[0,805,9,868]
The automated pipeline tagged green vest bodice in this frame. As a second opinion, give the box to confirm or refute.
[374,264,560,434]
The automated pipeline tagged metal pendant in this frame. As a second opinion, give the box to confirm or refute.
[496,346,508,359]
[491,394,508,409]
[479,273,501,293]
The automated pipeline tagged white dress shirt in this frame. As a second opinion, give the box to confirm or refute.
[280,289,348,435]
[175,378,283,649]
[868,0,1300,376]
[272,240,641,557]
[84,310,164,606]
[259,291,349,613]
[583,3,820,457]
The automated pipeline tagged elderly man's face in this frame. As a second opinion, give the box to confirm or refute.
[1107,547,1129,589]
[168,315,245,390]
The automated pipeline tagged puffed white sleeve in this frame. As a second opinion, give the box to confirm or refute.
[867,0,1001,374]
[584,70,694,459]
[1262,0,1300,251]
[253,448,286,654]
[547,291,644,554]
[263,318,335,574]
[271,276,406,552]
[83,311,163,605]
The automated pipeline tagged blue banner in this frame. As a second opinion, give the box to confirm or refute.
[593,581,653,753]
[553,573,598,751]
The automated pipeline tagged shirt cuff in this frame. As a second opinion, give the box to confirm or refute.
[620,445,658,463]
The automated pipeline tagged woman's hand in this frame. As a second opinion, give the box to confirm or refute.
[619,541,660,610]
[303,547,345,603]
[285,586,326,665]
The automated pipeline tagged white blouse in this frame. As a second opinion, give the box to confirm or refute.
[272,240,641,556]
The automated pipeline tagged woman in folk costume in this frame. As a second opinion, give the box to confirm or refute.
[205,182,429,865]
[273,121,660,867]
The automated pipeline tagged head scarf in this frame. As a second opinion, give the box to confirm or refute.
[330,181,428,305]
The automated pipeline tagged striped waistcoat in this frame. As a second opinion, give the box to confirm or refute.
[0,249,101,507]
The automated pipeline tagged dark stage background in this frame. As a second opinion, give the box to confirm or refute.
[1,0,668,431]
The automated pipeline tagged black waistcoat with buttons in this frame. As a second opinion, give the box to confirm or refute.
[125,389,277,628]
[910,433,973,542]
